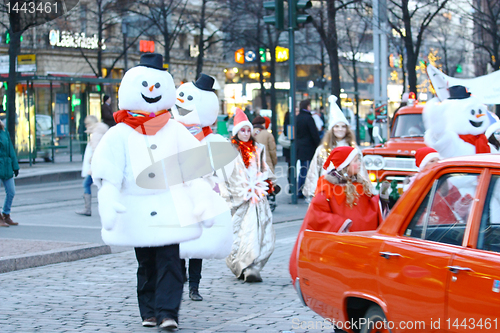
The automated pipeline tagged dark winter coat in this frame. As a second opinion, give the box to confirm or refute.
[101,103,116,127]
[295,109,320,161]
[0,130,19,180]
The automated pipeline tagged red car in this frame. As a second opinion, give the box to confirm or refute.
[294,154,500,333]
[363,105,427,185]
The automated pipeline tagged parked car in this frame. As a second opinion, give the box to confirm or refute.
[362,104,427,186]
[294,154,500,333]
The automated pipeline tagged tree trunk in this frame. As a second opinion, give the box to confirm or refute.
[97,0,103,77]
[268,28,277,142]
[195,0,207,79]
[7,30,20,145]
[402,0,417,93]
[326,2,341,105]
[162,3,170,65]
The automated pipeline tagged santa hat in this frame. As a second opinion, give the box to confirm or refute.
[323,146,358,171]
[328,95,349,130]
[264,116,271,129]
[415,147,439,171]
[232,108,253,135]
[486,112,500,138]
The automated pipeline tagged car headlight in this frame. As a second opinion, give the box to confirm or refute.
[364,155,385,171]
[364,156,373,168]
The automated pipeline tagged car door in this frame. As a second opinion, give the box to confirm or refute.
[446,173,500,332]
[377,172,481,331]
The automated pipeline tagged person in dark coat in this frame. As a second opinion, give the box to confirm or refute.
[295,99,320,198]
[0,121,19,227]
[282,111,292,190]
[101,95,116,127]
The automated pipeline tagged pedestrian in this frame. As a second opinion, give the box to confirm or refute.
[244,105,255,123]
[101,95,116,128]
[295,99,320,198]
[0,121,19,227]
[252,116,277,173]
[402,147,440,192]
[220,108,276,283]
[75,116,108,216]
[302,98,366,201]
[92,53,218,330]
[289,146,390,284]
[366,109,375,145]
[173,74,234,302]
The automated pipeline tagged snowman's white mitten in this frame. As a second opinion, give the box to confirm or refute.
[201,217,216,228]
[98,180,126,231]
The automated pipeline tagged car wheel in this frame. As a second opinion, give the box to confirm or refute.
[360,305,391,333]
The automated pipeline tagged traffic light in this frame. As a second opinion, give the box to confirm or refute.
[263,0,284,31]
[291,0,312,29]
[456,64,463,73]
[389,54,394,68]
[259,48,267,63]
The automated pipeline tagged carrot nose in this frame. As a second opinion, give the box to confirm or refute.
[149,85,154,92]
[476,113,485,119]
[177,98,184,103]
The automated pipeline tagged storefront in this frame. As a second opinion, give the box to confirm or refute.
[0,75,120,163]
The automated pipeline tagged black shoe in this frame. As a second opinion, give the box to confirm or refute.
[189,288,203,301]
[273,184,281,195]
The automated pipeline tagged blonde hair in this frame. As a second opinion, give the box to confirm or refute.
[321,125,356,150]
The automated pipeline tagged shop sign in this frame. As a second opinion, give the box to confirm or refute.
[235,48,244,64]
[190,44,200,58]
[17,54,36,72]
[0,55,8,74]
[276,46,289,62]
[140,40,155,53]
[245,50,256,62]
[49,30,106,50]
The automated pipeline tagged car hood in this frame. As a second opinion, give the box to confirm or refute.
[363,137,427,157]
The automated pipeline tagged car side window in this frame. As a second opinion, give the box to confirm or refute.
[477,175,500,253]
[404,173,479,246]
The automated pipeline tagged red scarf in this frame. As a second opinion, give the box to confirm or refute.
[458,134,491,154]
[232,138,256,168]
[114,110,170,135]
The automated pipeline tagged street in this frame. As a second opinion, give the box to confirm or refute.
[0,166,329,332]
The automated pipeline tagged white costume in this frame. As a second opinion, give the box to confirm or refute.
[424,89,491,159]
[92,61,216,247]
[172,75,236,259]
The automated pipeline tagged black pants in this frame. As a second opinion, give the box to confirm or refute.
[134,245,183,323]
[298,159,311,197]
[180,258,202,289]
[368,127,374,144]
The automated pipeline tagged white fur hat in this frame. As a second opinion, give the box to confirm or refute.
[328,95,349,130]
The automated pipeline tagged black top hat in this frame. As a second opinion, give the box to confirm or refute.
[137,53,165,71]
[193,74,215,92]
[448,85,471,99]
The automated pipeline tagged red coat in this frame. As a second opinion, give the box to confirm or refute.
[289,175,383,284]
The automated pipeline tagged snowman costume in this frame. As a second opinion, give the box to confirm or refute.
[424,85,491,159]
[171,74,236,260]
[91,54,216,327]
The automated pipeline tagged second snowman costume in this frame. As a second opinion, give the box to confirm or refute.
[171,74,236,259]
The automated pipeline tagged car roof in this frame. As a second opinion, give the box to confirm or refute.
[394,105,424,115]
[438,154,500,168]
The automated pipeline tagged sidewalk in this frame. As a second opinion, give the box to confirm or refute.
[1,158,309,274]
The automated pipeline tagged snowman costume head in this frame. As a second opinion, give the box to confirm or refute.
[172,74,219,127]
[424,85,491,157]
[118,53,176,113]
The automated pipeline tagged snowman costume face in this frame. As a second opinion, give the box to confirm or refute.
[172,82,219,127]
[118,66,176,113]
[446,96,489,136]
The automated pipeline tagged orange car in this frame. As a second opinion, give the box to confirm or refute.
[363,105,427,185]
[294,154,500,333]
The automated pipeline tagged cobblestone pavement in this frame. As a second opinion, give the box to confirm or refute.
[0,221,331,333]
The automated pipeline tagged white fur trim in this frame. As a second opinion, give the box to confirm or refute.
[486,122,500,138]
[419,152,439,171]
[232,121,253,136]
[336,149,358,171]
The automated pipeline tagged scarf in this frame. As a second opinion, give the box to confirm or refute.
[232,138,256,168]
[179,123,213,141]
[458,134,491,154]
[113,110,170,135]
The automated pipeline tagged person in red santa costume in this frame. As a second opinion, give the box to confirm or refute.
[289,146,389,285]
[403,147,440,192]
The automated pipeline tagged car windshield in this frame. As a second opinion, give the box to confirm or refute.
[391,114,424,138]
[36,116,52,132]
